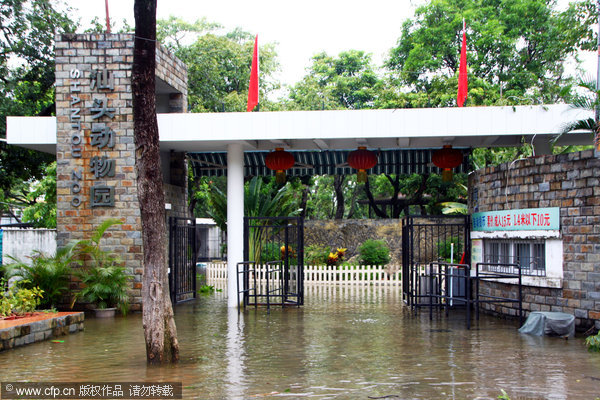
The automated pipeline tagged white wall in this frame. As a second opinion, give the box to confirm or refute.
[1,228,57,265]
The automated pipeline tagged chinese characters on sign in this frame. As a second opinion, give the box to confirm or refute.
[472,208,560,231]
[89,68,117,208]
[68,67,119,209]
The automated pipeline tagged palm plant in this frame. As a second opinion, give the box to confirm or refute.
[2,241,80,309]
[557,77,598,148]
[205,176,302,263]
[74,218,131,315]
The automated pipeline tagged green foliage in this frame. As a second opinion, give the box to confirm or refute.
[284,50,382,110]
[76,265,130,314]
[2,240,79,309]
[0,279,44,316]
[386,0,596,105]
[157,18,279,112]
[440,202,468,215]
[437,237,463,263]
[198,284,222,295]
[305,245,331,266]
[557,76,599,148]
[21,161,57,228]
[0,0,76,212]
[260,242,280,263]
[498,389,511,400]
[358,239,390,266]
[585,331,600,352]
[74,219,130,315]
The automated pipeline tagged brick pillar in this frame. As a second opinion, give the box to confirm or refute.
[55,33,143,310]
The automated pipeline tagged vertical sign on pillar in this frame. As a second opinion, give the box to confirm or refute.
[89,68,116,208]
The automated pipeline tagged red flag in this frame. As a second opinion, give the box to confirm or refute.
[457,20,468,107]
[247,35,259,112]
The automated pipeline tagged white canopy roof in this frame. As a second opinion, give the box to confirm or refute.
[6,104,593,154]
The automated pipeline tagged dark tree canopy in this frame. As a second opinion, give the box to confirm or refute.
[0,0,75,214]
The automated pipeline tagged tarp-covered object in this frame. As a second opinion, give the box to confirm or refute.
[519,311,575,338]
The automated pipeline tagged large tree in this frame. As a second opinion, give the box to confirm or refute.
[133,0,179,364]
[157,18,279,112]
[386,0,596,105]
[284,50,383,110]
[0,0,75,216]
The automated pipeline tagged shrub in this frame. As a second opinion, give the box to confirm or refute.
[585,331,600,352]
[2,241,80,309]
[358,239,390,266]
[437,237,463,263]
[74,219,131,315]
[305,245,330,265]
[0,279,44,316]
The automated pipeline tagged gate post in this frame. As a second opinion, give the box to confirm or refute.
[227,143,244,308]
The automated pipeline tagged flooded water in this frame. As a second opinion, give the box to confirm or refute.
[1,284,599,400]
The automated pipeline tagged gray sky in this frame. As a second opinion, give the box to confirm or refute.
[66,0,597,89]
[66,0,418,86]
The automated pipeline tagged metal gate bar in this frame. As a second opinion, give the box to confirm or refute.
[242,216,304,308]
[475,262,524,325]
[402,215,470,310]
[169,217,197,305]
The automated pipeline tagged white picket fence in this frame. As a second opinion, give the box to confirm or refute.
[204,262,402,286]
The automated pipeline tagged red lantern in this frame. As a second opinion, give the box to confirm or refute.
[347,146,377,182]
[265,148,295,183]
[432,145,463,182]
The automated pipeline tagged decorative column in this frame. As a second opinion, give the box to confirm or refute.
[227,142,244,307]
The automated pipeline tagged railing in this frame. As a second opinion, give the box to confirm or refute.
[206,262,402,286]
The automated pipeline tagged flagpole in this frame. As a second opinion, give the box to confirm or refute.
[457,19,468,107]
[247,35,259,112]
[105,0,111,33]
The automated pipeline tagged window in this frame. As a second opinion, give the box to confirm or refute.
[483,240,546,276]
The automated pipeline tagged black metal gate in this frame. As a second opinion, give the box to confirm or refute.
[402,215,470,309]
[242,216,304,307]
[168,217,197,304]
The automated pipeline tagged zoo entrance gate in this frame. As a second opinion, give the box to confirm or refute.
[402,215,471,310]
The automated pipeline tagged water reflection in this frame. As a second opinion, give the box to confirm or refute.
[225,308,245,399]
[0,284,599,399]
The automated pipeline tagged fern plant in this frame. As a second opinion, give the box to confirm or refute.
[2,241,80,309]
[74,219,131,315]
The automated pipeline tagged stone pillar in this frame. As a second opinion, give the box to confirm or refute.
[55,34,187,311]
[55,33,144,310]
[227,143,244,308]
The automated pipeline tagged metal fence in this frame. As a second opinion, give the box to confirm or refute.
[402,215,470,308]
[168,217,197,304]
[243,216,304,307]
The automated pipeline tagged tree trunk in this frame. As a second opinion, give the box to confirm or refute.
[132,0,179,364]
[333,175,345,219]
[364,177,388,218]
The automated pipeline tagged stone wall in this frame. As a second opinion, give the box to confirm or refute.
[0,312,84,351]
[304,219,403,264]
[469,150,600,329]
[55,34,188,311]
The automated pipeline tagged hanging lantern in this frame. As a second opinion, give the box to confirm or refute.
[432,145,463,182]
[347,146,377,183]
[265,148,295,183]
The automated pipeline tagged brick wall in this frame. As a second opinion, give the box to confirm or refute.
[469,150,600,329]
[55,34,188,311]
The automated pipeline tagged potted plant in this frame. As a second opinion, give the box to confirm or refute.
[73,219,131,317]
[76,264,130,317]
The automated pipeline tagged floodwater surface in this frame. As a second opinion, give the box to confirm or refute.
[1,284,599,399]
